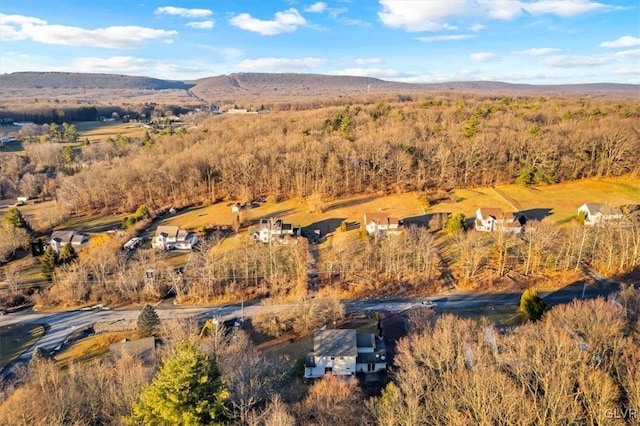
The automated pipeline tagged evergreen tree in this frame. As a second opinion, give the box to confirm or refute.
[137,304,161,337]
[445,213,466,233]
[129,342,228,425]
[4,207,32,233]
[519,288,547,321]
[58,243,77,265]
[40,246,57,279]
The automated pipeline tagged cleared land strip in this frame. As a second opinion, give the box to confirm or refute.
[491,187,521,211]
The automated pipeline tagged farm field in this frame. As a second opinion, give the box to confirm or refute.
[426,176,640,225]
[76,121,149,142]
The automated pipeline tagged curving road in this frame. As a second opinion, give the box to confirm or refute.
[0,277,620,365]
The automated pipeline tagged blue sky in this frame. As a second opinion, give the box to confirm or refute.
[1,1,638,84]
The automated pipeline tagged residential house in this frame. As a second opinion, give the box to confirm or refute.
[475,208,522,233]
[48,230,88,253]
[252,218,301,243]
[151,225,199,250]
[577,203,625,227]
[364,212,401,236]
[109,336,156,361]
[304,329,387,378]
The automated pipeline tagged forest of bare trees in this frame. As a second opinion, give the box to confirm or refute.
[1,95,637,220]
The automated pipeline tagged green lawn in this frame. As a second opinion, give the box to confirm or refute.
[0,323,46,369]
[427,176,640,226]
[442,305,524,328]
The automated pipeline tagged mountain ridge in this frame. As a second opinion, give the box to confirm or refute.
[0,71,637,102]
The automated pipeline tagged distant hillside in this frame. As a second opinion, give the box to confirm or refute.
[0,72,637,111]
[189,73,639,101]
[0,72,193,90]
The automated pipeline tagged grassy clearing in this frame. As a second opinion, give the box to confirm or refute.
[427,176,640,225]
[441,305,524,328]
[54,330,137,368]
[0,323,46,368]
[77,121,148,142]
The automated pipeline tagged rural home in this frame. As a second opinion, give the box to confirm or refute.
[577,203,625,227]
[151,226,199,250]
[109,336,156,361]
[304,329,387,379]
[48,230,89,253]
[252,218,301,243]
[364,212,401,236]
[475,208,523,233]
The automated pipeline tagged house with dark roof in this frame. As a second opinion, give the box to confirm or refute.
[364,212,401,236]
[475,208,522,233]
[577,203,625,227]
[252,218,301,244]
[151,225,198,250]
[109,336,156,361]
[48,230,89,253]
[304,329,387,378]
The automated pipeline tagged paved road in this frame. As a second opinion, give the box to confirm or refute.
[0,278,620,364]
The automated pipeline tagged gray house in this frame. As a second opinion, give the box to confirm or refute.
[304,329,387,378]
[49,230,88,253]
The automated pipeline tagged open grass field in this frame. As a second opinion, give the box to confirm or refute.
[76,121,149,142]
[54,330,137,368]
[0,323,46,369]
[158,192,427,236]
[427,176,640,225]
[441,305,524,328]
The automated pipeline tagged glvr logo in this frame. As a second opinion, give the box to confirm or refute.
[604,408,637,419]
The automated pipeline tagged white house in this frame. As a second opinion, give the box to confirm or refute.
[252,218,301,243]
[304,329,387,379]
[49,230,88,253]
[364,212,401,236]
[151,226,198,250]
[577,203,625,227]
[475,208,522,233]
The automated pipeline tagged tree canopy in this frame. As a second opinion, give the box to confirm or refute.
[519,288,547,321]
[129,342,228,426]
[137,304,161,337]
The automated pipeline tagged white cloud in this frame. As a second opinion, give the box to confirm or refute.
[238,57,325,69]
[614,49,640,58]
[328,68,402,78]
[470,52,496,62]
[306,2,327,13]
[0,13,176,48]
[155,6,212,19]
[512,47,560,55]
[544,55,610,67]
[415,34,476,42]
[481,0,523,20]
[523,1,613,17]
[186,20,214,29]
[340,18,371,27]
[470,24,486,31]
[355,58,383,65]
[0,14,46,25]
[614,67,640,75]
[378,1,615,32]
[378,1,464,31]
[600,35,640,48]
[229,8,306,35]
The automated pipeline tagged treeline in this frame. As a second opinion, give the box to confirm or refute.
[35,236,308,308]
[41,95,639,215]
[371,295,640,425]
[1,103,195,125]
